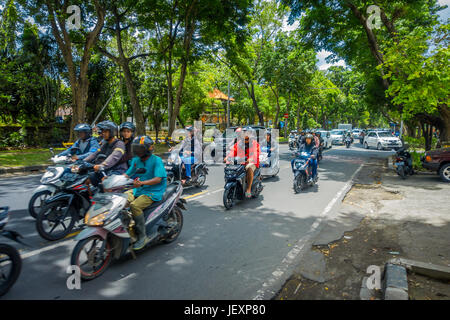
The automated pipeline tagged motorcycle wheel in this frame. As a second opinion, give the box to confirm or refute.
[223,187,235,210]
[397,166,406,179]
[36,200,77,241]
[28,190,52,219]
[162,207,184,244]
[195,171,207,188]
[71,235,112,281]
[0,244,22,297]
[293,175,304,194]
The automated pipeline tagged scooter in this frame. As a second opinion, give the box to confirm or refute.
[165,151,208,187]
[70,171,187,280]
[260,146,280,178]
[28,147,79,219]
[394,146,414,179]
[292,151,317,193]
[289,134,299,151]
[0,206,28,297]
[345,136,352,148]
[223,157,264,209]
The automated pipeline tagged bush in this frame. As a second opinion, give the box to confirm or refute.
[403,136,437,151]
[410,151,425,170]
[0,129,26,148]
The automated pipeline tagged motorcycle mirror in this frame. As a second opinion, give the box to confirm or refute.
[49,147,54,155]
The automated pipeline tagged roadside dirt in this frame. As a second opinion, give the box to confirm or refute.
[275,181,450,300]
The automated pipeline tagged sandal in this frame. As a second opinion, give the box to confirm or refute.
[245,191,252,198]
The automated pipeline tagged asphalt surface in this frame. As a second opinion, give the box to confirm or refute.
[0,143,395,299]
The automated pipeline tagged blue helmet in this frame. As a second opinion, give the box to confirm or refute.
[131,135,154,159]
[74,123,92,139]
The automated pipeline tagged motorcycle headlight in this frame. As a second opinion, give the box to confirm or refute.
[85,211,109,226]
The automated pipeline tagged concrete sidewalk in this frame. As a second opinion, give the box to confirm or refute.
[275,158,450,300]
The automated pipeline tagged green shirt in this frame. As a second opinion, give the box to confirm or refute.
[126,155,167,201]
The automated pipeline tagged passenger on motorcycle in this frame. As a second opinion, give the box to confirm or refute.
[224,127,260,198]
[58,123,100,161]
[311,130,320,148]
[84,121,128,187]
[119,121,136,168]
[291,133,318,183]
[123,136,167,250]
[173,126,202,184]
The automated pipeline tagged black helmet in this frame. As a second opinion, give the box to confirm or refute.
[96,121,118,139]
[131,135,154,159]
[74,123,92,139]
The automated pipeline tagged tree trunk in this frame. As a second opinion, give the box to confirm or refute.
[121,62,146,135]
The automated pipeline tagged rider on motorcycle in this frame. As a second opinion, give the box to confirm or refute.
[123,136,167,250]
[291,133,318,183]
[176,126,202,184]
[84,121,128,187]
[119,121,136,168]
[224,127,260,198]
[58,123,100,161]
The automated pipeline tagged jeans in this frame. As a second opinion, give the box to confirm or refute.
[181,155,195,178]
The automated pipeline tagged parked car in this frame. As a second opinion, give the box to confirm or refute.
[330,129,346,145]
[421,147,450,182]
[317,130,332,149]
[363,131,402,150]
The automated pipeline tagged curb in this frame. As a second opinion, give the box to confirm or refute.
[383,263,409,300]
[389,258,450,281]
[0,164,48,175]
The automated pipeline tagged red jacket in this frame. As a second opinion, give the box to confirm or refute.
[228,140,260,168]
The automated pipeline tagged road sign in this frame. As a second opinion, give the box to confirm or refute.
[284,113,289,119]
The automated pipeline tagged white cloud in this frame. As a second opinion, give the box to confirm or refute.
[316,50,347,70]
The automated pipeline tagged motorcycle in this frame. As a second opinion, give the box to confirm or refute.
[28,147,80,219]
[223,157,264,209]
[0,206,28,296]
[70,171,187,280]
[165,150,208,188]
[394,146,414,179]
[292,151,317,193]
[35,158,104,241]
[318,143,324,162]
[289,134,299,151]
[260,146,280,178]
[345,136,352,148]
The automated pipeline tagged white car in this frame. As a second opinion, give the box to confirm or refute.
[317,130,332,149]
[330,129,346,145]
[352,129,362,139]
[363,131,403,150]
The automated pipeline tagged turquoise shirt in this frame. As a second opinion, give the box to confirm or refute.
[126,155,167,201]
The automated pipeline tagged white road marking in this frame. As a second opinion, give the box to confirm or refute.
[253,162,364,300]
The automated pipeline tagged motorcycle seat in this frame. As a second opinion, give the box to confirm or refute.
[143,184,179,218]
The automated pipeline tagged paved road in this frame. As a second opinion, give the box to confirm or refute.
[0,143,394,299]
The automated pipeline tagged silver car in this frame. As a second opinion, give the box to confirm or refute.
[363,131,402,150]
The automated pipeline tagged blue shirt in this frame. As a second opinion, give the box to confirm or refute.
[58,137,100,160]
[125,155,167,201]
